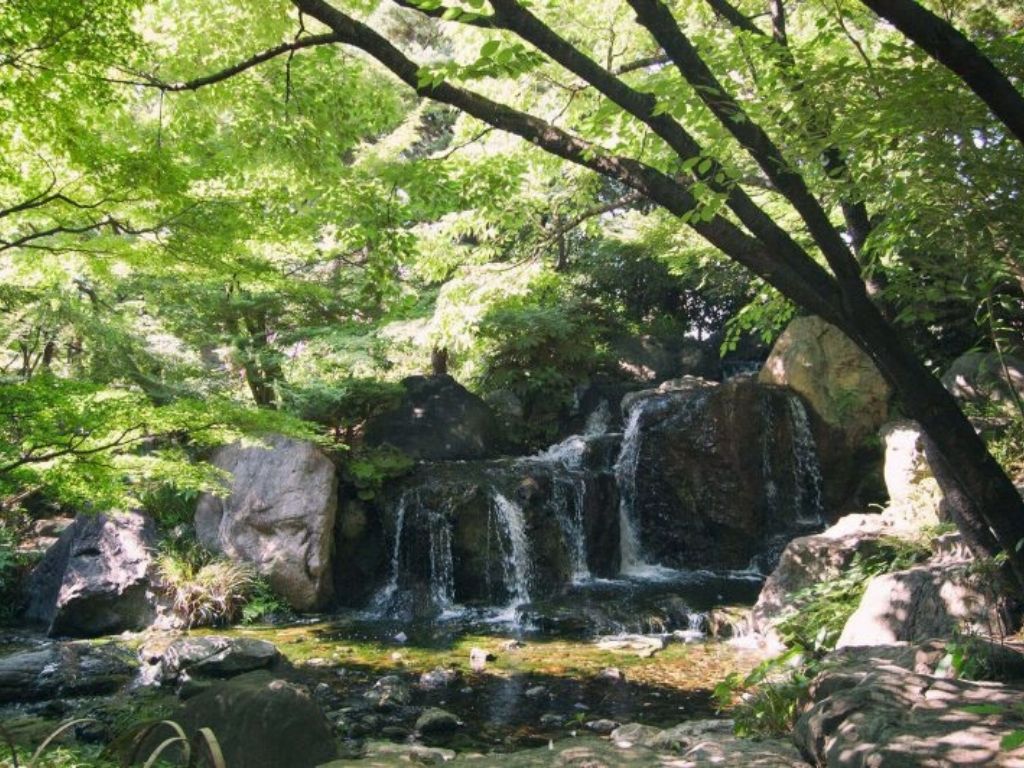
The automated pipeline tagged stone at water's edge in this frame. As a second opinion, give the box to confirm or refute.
[0,642,137,703]
[138,634,280,686]
[25,511,157,637]
[195,434,336,611]
[364,374,500,460]
[796,643,1024,767]
[630,378,822,570]
[168,670,337,768]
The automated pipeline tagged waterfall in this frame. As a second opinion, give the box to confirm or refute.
[371,493,408,613]
[786,395,824,524]
[428,508,457,611]
[552,477,590,581]
[490,492,533,608]
[614,403,647,572]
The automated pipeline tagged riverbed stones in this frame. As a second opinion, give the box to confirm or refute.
[0,641,137,703]
[195,434,337,610]
[173,670,337,768]
[25,511,157,637]
[796,644,1024,767]
[364,675,412,710]
[415,707,461,736]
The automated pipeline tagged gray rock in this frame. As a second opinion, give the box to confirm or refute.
[796,646,1024,766]
[879,420,944,527]
[836,562,1006,647]
[364,675,412,711]
[141,635,280,685]
[0,642,137,703]
[25,511,157,637]
[415,707,461,735]
[418,666,458,690]
[364,374,499,460]
[943,350,1024,416]
[595,634,666,658]
[171,670,337,768]
[585,718,620,733]
[610,722,665,747]
[195,434,337,610]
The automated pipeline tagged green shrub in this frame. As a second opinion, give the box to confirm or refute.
[341,446,415,501]
[713,648,816,738]
[241,576,293,625]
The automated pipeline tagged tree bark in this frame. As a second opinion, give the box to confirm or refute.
[859,0,1024,147]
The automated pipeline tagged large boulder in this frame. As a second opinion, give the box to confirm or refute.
[943,350,1024,416]
[25,511,157,637]
[0,641,137,703]
[172,671,337,768]
[626,378,824,570]
[795,643,1024,767]
[836,562,1006,647]
[138,635,280,687]
[760,316,891,447]
[760,316,890,511]
[364,374,499,460]
[195,434,337,611]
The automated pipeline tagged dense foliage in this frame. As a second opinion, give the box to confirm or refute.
[1,0,1023,577]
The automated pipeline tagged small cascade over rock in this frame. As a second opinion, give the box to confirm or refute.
[341,376,828,626]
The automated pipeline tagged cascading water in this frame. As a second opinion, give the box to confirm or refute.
[614,404,648,573]
[785,395,824,524]
[371,492,407,612]
[551,477,590,581]
[427,508,457,612]
[490,492,533,609]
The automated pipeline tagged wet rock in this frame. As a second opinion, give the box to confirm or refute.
[836,562,1006,647]
[524,685,548,699]
[195,434,337,610]
[539,713,564,727]
[796,646,1024,766]
[415,707,461,736]
[0,641,137,703]
[364,675,412,711]
[364,374,499,460]
[628,378,826,570]
[140,635,279,686]
[319,742,456,766]
[25,511,157,637]
[419,667,458,690]
[172,670,337,768]
[597,667,624,682]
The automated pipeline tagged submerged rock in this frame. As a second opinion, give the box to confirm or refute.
[364,675,412,711]
[195,434,337,611]
[25,511,157,637]
[415,707,461,736]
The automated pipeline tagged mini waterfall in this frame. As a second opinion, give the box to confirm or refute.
[614,404,648,573]
[428,508,457,612]
[490,492,533,608]
[371,492,408,612]
[786,395,824,524]
[551,477,590,581]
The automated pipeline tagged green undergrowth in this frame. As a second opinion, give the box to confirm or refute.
[715,535,933,738]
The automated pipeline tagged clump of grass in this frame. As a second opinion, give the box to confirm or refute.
[156,544,256,629]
